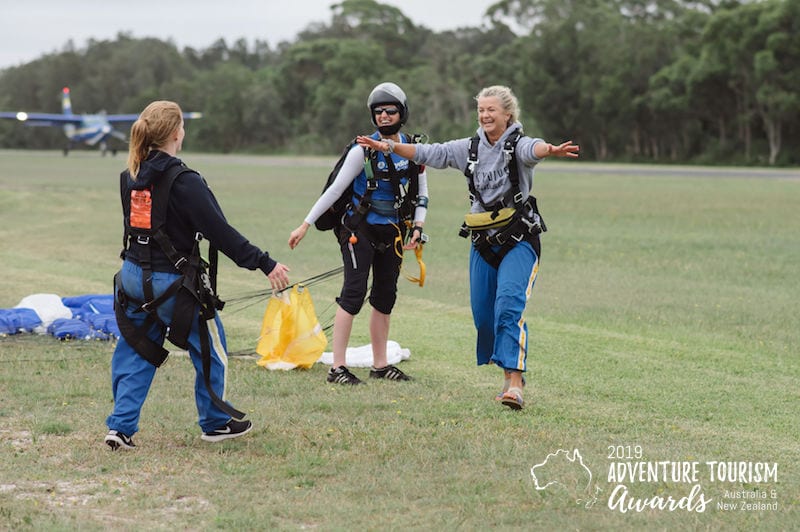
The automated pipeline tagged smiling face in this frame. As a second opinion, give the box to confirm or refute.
[373,104,401,129]
[477,96,512,144]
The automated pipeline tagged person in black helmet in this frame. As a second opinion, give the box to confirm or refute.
[288,82,428,385]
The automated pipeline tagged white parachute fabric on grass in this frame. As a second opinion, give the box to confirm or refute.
[15,294,71,334]
[318,340,411,368]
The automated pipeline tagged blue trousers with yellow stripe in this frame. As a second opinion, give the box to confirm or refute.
[106,260,233,436]
[469,241,539,371]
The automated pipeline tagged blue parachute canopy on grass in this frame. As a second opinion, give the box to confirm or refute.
[0,308,41,335]
[0,293,118,340]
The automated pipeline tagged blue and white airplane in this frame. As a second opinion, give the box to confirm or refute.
[0,87,202,155]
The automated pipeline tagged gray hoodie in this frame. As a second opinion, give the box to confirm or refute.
[412,122,544,214]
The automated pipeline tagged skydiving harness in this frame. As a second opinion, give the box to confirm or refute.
[458,130,546,269]
[114,163,244,420]
[340,135,429,286]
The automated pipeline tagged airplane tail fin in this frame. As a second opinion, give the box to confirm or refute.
[61,87,76,139]
[62,87,73,115]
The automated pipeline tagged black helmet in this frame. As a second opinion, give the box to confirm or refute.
[367,82,409,127]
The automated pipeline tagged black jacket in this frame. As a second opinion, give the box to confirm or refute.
[121,150,276,275]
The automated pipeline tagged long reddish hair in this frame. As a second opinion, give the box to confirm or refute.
[127,101,182,180]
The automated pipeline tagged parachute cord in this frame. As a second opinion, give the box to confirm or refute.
[277,266,344,294]
[223,266,344,314]
[223,294,272,315]
[238,270,369,350]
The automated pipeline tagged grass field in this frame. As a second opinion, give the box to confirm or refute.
[0,149,798,530]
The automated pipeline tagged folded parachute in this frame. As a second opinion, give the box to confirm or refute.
[256,285,327,371]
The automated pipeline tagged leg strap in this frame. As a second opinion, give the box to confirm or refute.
[113,272,169,367]
[198,316,246,420]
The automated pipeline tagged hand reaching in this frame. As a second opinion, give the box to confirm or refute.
[356,135,385,152]
[268,262,290,291]
[549,140,580,158]
[288,223,309,250]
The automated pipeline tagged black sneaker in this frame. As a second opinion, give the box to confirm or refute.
[105,430,135,451]
[369,364,412,381]
[327,366,364,385]
[201,419,253,442]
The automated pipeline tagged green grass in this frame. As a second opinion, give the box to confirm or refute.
[0,150,798,530]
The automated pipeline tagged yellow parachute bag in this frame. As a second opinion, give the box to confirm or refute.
[255,285,327,370]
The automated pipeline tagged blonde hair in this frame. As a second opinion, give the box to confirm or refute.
[475,85,520,127]
[127,100,183,180]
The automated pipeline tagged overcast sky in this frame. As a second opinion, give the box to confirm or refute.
[0,0,498,69]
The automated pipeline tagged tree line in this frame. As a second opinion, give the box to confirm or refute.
[0,0,797,165]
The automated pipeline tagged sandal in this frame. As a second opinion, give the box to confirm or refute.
[495,375,526,401]
[501,386,524,410]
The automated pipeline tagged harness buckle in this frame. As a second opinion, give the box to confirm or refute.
[194,232,204,242]
[520,215,542,235]
[174,256,188,270]
[513,192,524,204]
[136,235,150,245]
[366,179,378,191]
[466,158,478,177]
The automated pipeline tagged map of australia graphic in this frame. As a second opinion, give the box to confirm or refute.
[531,449,601,508]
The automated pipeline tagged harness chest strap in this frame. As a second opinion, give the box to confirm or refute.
[461,131,546,268]
[464,130,524,214]
[345,135,421,234]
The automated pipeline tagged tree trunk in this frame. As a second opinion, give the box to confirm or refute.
[762,115,781,165]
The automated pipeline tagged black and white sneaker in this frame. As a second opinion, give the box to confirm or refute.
[105,430,135,450]
[201,419,253,442]
[369,364,412,381]
[327,366,364,385]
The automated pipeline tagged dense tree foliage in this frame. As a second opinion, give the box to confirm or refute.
[0,0,796,164]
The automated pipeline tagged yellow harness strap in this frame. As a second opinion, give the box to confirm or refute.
[400,221,426,287]
[403,244,426,287]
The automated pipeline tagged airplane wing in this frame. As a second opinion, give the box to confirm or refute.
[105,114,140,124]
[0,112,83,126]
[1,110,202,134]
[105,112,203,124]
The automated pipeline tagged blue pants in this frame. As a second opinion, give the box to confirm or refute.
[106,260,233,435]
[469,241,539,371]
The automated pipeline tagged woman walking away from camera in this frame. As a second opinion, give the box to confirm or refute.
[105,100,290,450]
[288,82,428,385]
[358,85,578,410]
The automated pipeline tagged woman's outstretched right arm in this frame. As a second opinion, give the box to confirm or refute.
[288,145,363,249]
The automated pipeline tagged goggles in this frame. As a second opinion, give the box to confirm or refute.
[373,107,400,116]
